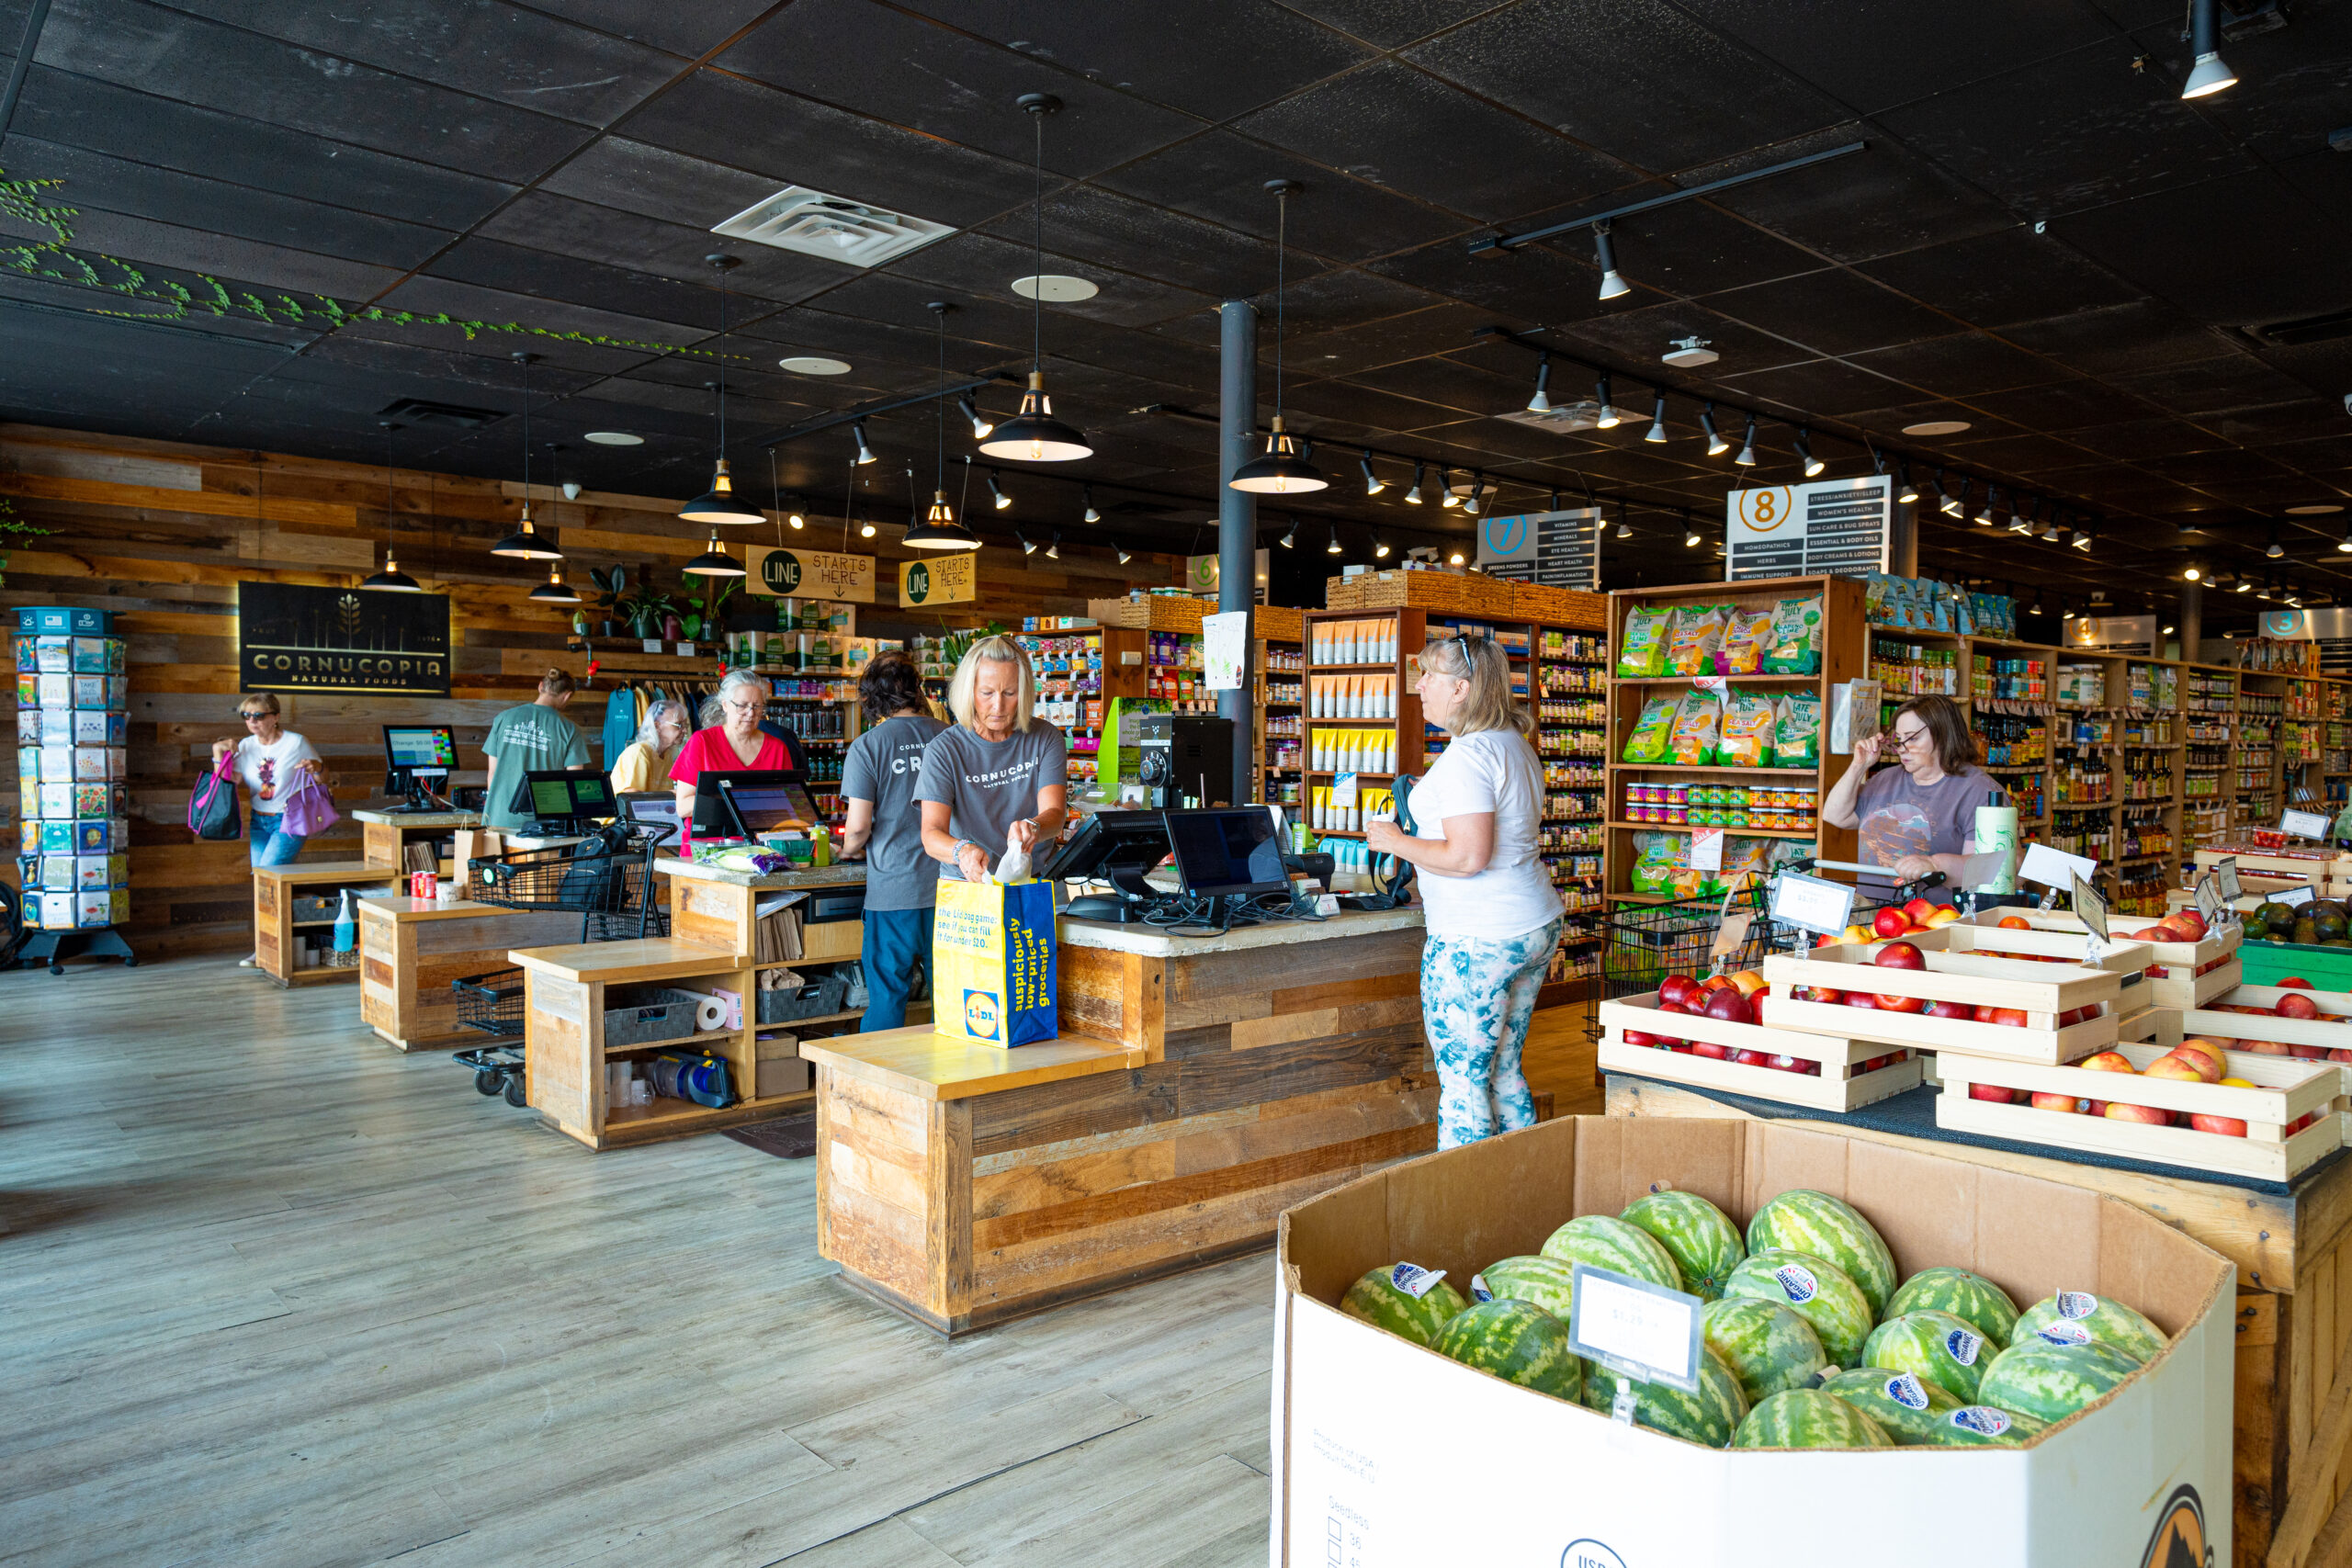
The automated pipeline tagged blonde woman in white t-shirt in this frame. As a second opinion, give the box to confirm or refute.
[209,693,325,966]
[1364,633,1562,1148]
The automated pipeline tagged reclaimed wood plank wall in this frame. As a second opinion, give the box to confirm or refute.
[0,421,1182,957]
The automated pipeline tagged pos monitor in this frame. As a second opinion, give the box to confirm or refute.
[1163,806,1289,897]
[518,770,616,829]
[690,771,823,842]
[381,724,458,811]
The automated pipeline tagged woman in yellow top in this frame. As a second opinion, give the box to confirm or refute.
[606,697,687,795]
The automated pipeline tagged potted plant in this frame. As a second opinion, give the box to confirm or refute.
[613,581,673,646]
[587,565,628,637]
[684,575,741,647]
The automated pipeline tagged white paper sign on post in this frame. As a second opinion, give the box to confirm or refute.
[2194,874,2224,928]
[2283,808,2332,840]
[1770,871,1855,936]
[2278,885,2318,908]
[1202,609,1248,693]
[2216,856,2242,901]
[1566,1263,1703,1395]
[2018,841,2098,890]
[1690,827,1725,872]
[2070,873,2110,965]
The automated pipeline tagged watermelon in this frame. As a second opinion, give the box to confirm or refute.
[1731,1389,1894,1450]
[1721,1248,1873,1369]
[1917,1404,2049,1448]
[1539,1213,1683,1291]
[1701,1296,1827,1404]
[1860,1310,1993,1402]
[1619,1190,1746,1302]
[2010,1292,2166,1364]
[1477,1255,1577,1321]
[1430,1299,1583,1402]
[1883,1267,2020,1348]
[1577,1347,1748,1448]
[1340,1263,1469,1348]
[1746,1190,1898,1319]
[1820,1367,1963,1445]
[1976,1337,2141,1426]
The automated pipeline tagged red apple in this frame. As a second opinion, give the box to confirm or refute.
[1812,987,1845,1005]
[2076,1052,2135,1073]
[2087,1100,2110,1117]
[1623,1028,1657,1048]
[2329,1048,2352,1064]
[1691,1040,1731,1060]
[2174,910,2209,938]
[2188,1111,2248,1137]
[1768,1054,1810,1073]
[1732,1048,1771,1067]
[1925,998,1974,1020]
[1874,992,1927,1013]
[2169,1043,2224,1082]
[1750,997,1768,1028]
[2277,992,2321,1021]
[1985,1007,2031,1028]
[2031,1091,2087,1113]
[1874,942,1927,971]
[1903,897,1939,925]
[2143,1055,2206,1083]
[1658,975,1701,1009]
[2291,1043,2330,1060]
[2279,976,2312,989]
[2290,1111,2322,1134]
[2240,1039,2295,1056]
[1969,1083,2019,1104]
[1844,992,1879,1010]
[2105,1103,2172,1125]
[1702,988,1756,1026]
[2144,964,2171,978]
[1873,906,1912,940]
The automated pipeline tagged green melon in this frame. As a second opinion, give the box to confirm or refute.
[1430,1299,1583,1402]
[1746,1190,1898,1319]
[1721,1248,1873,1369]
[1619,1190,1746,1302]
[1819,1367,1962,1445]
[1339,1263,1469,1348]
[1701,1296,1827,1404]
[1976,1337,2142,1426]
[1476,1256,1578,1321]
[1731,1389,1894,1450]
[1577,1347,1748,1448]
[1883,1267,2020,1348]
[1540,1213,1684,1291]
[1917,1404,2050,1448]
[1860,1310,1993,1402]
[2010,1292,2166,1364]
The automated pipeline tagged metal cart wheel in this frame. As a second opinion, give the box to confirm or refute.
[502,1075,528,1108]
[122,956,137,967]
[473,1068,502,1096]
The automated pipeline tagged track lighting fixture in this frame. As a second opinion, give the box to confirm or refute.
[2181,0,2237,98]
[1701,403,1729,457]
[989,469,1013,511]
[1327,523,1342,555]
[1590,220,1629,300]
[1615,501,1632,540]
[1441,470,1462,510]
[1082,485,1102,524]
[1933,468,1958,517]
[2063,602,2077,621]
[2236,575,2254,592]
[1405,462,1425,505]
[1594,375,1620,429]
[959,394,993,440]
[2337,521,2352,554]
[2267,525,2286,558]
[1895,463,1918,506]
[1280,520,1297,548]
[1951,476,1974,522]
[860,516,876,539]
[1734,415,1757,468]
[1018,531,1036,556]
[1361,452,1385,495]
[1683,511,1701,548]
[1984,486,2006,528]
[1464,472,1484,515]
[1046,530,1060,560]
[1115,546,1132,565]
[1373,534,1390,559]
[2072,521,2093,551]
[2183,562,2203,581]
[852,422,877,466]
[1526,354,1553,414]
[904,301,983,549]
[1229,180,1324,493]
[1795,427,1824,478]
[1645,393,1668,445]
[979,95,1091,461]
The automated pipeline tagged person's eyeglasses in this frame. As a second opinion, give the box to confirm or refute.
[722,699,762,715]
[1890,728,1931,750]
[240,712,269,722]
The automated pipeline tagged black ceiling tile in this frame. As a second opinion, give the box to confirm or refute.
[2136,446,2297,488]
[474,191,849,305]
[1846,333,2075,399]
[734,300,1012,377]
[1856,228,2147,329]
[360,276,709,366]
[1283,300,1504,377]
[2209,401,2352,448]
[715,0,1203,177]
[1690,131,2015,267]
[519,0,774,58]
[888,0,1373,119]
[1995,299,2242,378]
[760,274,1052,361]
[1273,0,1509,51]
[1028,320,1223,390]
[1238,268,1452,343]
[1700,267,1959,358]
[1711,357,1905,418]
[1406,0,1843,175]
[155,0,680,126]
[2266,436,2352,476]
[1679,0,2119,115]
[1363,232,1619,329]
[2052,169,2352,331]
[619,69,1036,228]
[884,227,1218,329]
[2139,1,2352,167]
[1095,129,1471,265]
[8,69,517,231]
[1933,432,2103,477]
[1230,60,1642,225]
[1967,378,2158,433]
[536,138,818,232]
[33,0,595,181]
[1340,355,1525,417]
[586,374,815,429]
[2108,355,2324,419]
[976,185,1284,299]
[1278,376,1464,434]
[422,235,739,333]
[53,206,410,302]
[1,133,454,270]
[1535,303,1814,380]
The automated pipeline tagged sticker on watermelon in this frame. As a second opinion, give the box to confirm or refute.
[2036,1320,2093,1348]
[1469,1273,1494,1304]
[1951,1406,2012,1436]
[1945,1327,1983,1366]
[2056,1290,2097,1319]
[1885,1372,1930,1411]
[1772,1262,1819,1303]
[1391,1263,1448,1299]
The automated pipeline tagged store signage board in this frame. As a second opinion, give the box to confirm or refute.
[1472,507,1600,591]
[747,546,875,604]
[1690,827,1724,872]
[1203,610,1248,692]
[2019,841,2097,891]
[237,581,450,696]
[1567,1263,1702,1396]
[2278,885,2317,908]
[2283,808,2332,840]
[1184,549,1272,598]
[899,554,977,608]
[1725,477,1892,581]
[1770,871,1854,935]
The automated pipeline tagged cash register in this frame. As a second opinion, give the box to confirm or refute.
[513,771,617,837]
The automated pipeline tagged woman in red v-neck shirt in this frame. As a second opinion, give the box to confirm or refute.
[667,671,792,852]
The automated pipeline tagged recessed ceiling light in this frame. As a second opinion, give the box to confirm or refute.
[583,431,643,446]
[2287,503,2346,515]
[1012,274,1099,302]
[778,356,852,375]
[1902,420,1972,436]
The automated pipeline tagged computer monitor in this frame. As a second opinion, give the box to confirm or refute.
[1163,806,1290,897]
[618,791,684,841]
[690,770,822,842]
[1040,809,1177,905]
[518,770,616,825]
[383,725,457,778]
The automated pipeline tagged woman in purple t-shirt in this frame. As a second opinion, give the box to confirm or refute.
[1823,694,1995,901]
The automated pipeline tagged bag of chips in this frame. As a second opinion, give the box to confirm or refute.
[1720,604,1776,675]
[1668,692,1721,766]
[1628,831,1682,897]
[1666,604,1727,676]
[1773,691,1822,770]
[1717,688,1776,768]
[1718,835,1775,895]
[1616,605,1674,678]
[1622,694,1679,763]
[1762,596,1823,674]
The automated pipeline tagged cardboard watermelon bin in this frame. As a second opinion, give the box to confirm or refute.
[1272,1116,2234,1567]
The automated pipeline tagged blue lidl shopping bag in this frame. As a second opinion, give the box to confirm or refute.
[933,876,1058,1046]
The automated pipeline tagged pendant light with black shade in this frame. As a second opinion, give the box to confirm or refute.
[360,420,422,592]
[680,254,765,526]
[1229,180,1326,495]
[491,352,562,560]
[977,94,1092,463]
[903,300,984,550]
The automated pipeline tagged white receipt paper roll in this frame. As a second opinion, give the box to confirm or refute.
[694,996,728,1034]
[1975,806,2019,894]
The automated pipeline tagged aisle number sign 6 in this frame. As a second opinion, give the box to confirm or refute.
[1732,487,1796,531]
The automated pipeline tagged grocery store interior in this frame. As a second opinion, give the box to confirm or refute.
[5,2,2352,1564]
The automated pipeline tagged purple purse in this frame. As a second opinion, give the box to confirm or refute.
[278,771,341,837]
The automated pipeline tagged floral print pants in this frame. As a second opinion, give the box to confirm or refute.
[1420,918,1562,1149]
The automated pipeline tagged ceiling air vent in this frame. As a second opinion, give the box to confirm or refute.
[2247,307,2352,348]
[1497,400,1602,434]
[377,398,506,428]
[711,186,953,268]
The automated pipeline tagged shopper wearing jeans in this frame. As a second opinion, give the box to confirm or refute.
[1364,633,1563,1148]
[840,654,948,1032]
[211,693,325,966]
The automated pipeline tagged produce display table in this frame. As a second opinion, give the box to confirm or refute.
[1604,1072,2352,1568]
[801,906,1433,1336]
[249,860,402,987]
[355,896,594,1052]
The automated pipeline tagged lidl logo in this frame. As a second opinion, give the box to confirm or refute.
[2138,1484,2211,1568]
[962,989,1001,1040]
[1484,515,1528,555]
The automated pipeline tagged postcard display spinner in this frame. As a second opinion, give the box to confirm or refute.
[14,606,136,970]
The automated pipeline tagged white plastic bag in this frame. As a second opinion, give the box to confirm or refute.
[989,824,1033,885]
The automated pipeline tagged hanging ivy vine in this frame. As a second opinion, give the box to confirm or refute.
[0,165,741,362]
[0,495,48,588]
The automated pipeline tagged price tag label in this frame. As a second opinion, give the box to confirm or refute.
[2284,808,2333,840]
[1690,827,1725,872]
[2071,873,2110,950]
[1567,1263,1703,1393]
[2019,841,2098,890]
[2195,874,2224,927]
[1693,676,1729,701]
[2216,856,2242,901]
[2278,884,2317,908]
[1771,871,1856,936]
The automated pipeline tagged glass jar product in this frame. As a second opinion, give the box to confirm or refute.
[1664,807,1688,827]
[1664,784,1688,807]
[1725,810,1749,829]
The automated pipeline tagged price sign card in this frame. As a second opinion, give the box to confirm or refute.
[2070,873,2110,962]
[1693,675,1729,701]
[1567,1263,1702,1393]
[1690,826,1725,872]
[2278,885,2317,908]
[2216,856,2242,901]
[1330,773,1359,809]
[2284,808,2333,841]
[2195,874,2225,927]
[2018,841,2098,891]
[1770,871,1855,936]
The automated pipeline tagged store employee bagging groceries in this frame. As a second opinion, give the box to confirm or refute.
[916,636,1068,883]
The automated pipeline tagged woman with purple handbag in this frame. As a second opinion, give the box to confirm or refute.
[209,694,328,967]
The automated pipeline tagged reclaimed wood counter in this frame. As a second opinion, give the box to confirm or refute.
[356,896,596,1051]
[801,907,1437,1335]
[1605,1073,2352,1568]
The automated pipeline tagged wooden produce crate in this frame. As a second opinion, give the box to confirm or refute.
[2192,846,2352,897]
[2170,983,2352,1072]
[1961,908,2244,1010]
[1760,942,2151,1063]
[1938,1014,2343,1183]
[1087,593,1208,633]
[1595,992,1922,1112]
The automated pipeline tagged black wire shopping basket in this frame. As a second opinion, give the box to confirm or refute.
[1592,882,1775,1036]
[468,823,673,942]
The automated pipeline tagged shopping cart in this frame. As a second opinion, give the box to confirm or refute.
[1589,882,1775,1042]
[450,970,528,1105]
[1761,856,1953,953]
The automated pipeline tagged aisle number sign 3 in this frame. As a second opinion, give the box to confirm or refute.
[899,553,978,607]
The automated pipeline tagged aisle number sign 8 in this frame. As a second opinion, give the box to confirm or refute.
[1733,487,1795,531]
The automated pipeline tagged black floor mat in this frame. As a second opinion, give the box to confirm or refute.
[722,1111,818,1159]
